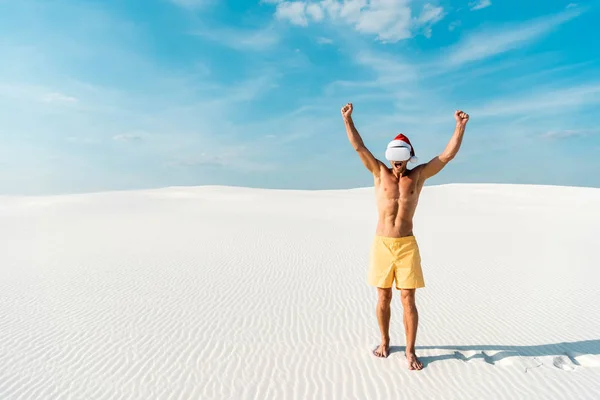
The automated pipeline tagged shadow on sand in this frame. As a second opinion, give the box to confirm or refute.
[387,340,600,368]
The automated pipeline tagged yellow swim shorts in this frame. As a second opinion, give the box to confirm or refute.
[367,235,425,290]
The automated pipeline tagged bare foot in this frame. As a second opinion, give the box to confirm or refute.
[406,351,423,370]
[373,343,390,358]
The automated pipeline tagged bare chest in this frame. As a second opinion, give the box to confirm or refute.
[379,175,419,203]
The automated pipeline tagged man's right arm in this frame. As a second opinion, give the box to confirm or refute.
[341,103,383,176]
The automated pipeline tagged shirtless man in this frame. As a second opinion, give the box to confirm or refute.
[341,102,469,370]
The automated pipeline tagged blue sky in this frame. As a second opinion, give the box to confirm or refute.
[1,0,599,195]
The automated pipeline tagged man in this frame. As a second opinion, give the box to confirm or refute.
[341,102,469,371]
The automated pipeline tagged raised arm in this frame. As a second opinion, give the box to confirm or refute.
[341,103,384,176]
[420,110,470,180]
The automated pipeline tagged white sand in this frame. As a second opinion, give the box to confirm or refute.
[1,183,600,399]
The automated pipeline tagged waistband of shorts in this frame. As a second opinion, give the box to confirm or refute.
[373,235,417,243]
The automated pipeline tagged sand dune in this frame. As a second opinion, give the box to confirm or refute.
[1,183,599,399]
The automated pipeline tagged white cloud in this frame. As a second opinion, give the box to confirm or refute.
[541,129,600,139]
[469,0,492,11]
[306,2,325,21]
[275,2,309,26]
[316,36,333,44]
[354,50,418,84]
[448,20,461,31]
[354,1,413,42]
[194,25,280,51]
[271,0,446,42]
[417,3,445,38]
[113,133,145,142]
[320,0,342,18]
[418,3,445,24]
[41,92,78,103]
[470,83,600,118]
[166,153,275,171]
[444,7,583,66]
[338,0,369,21]
[0,84,79,105]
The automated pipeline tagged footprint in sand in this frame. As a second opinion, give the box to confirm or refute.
[481,351,541,370]
[454,350,543,371]
[452,350,600,372]
[481,351,497,365]
[453,350,514,366]
[567,352,600,368]
[454,350,479,363]
[552,355,577,371]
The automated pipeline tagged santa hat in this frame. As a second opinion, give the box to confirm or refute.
[385,134,418,163]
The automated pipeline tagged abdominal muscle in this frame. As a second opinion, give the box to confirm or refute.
[374,169,423,238]
[375,200,416,237]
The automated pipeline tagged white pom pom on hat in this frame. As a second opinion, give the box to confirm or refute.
[385,133,418,163]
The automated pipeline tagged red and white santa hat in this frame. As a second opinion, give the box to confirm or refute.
[385,134,418,163]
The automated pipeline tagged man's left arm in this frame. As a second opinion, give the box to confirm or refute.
[420,110,470,180]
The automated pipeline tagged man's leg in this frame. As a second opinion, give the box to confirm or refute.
[373,287,393,358]
[401,289,423,370]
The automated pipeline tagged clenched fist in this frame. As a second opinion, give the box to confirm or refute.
[455,110,469,125]
[341,103,353,119]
